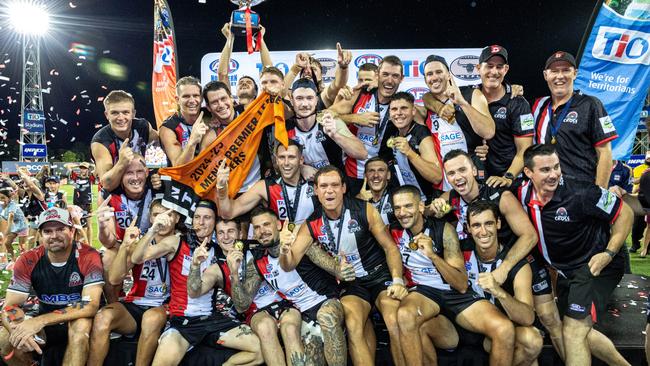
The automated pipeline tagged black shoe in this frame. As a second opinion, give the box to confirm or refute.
[630,246,640,253]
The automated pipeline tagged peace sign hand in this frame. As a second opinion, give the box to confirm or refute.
[192,237,210,266]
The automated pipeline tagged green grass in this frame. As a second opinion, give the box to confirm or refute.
[0,185,649,299]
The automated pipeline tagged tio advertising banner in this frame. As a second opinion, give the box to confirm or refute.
[575,2,650,160]
[23,109,45,133]
[201,48,482,104]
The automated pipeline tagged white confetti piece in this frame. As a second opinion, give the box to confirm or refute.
[0,76,9,81]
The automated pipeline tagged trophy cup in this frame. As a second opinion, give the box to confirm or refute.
[230,0,264,36]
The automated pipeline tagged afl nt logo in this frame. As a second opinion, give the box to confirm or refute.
[209,59,239,75]
[450,55,480,81]
[354,54,383,67]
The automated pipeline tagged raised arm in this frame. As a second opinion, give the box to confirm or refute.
[91,138,133,192]
[446,79,495,139]
[320,43,351,107]
[258,25,273,68]
[215,161,267,218]
[279,221,314,272]
[218,23,236,86]
[321,113,368,160]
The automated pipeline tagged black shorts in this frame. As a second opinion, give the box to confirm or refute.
[300,298,336,324]
[247,300,295,324]
[556,264,623,322]
[414,284,483,319]
[526,252,552,296]
[120,301,153,335]
[167,313,241,348]
[340,270,391,305]
[43,322,68,348]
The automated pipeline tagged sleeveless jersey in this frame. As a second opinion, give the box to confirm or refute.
[91,118,151,165]
[161,114,196,166]
[265,177,317,225]
[370,189,394,226]
[168,238,218,317]
[345,89,390,179]
[107,189,153,241]
[287,118,344,171]
[124,248,170,307]
[253,250,335,312]
[306,196,388,282]
[69,172,95,205]
[426,103,468,192]
[389,218,449,290]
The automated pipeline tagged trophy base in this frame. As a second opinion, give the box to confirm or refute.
[230,9,260,36]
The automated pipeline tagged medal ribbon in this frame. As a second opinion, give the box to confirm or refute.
[547,95,574,143]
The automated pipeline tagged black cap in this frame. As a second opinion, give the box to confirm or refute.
[46,175,59,183]
[423,55,449,71]
[544,51,576,69]
[479,45,508,64]
[196,199,217,213]
[291,78,318,93]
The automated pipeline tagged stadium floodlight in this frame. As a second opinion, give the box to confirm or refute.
[8,1,50,36]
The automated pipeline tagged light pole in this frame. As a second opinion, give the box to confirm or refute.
[8,1,50,162]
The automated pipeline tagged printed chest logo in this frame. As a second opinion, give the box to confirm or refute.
[494,107,507,119]
[563,111,579,124]
[348,219,361,233]
[69,271,82,287]
[554,207,570,222]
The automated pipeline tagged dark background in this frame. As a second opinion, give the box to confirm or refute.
[0,0,605,161]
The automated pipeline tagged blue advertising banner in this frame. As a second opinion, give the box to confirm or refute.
[22,144,47,158]
[23,109,45,133]
[574,3,650,160]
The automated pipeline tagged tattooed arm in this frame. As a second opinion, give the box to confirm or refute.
[188,263,224,298]
[231,258,263,313]
[306,243,355,282]
[437,223,469,292]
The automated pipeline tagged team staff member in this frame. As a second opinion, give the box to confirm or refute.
[389,186,515,366]
[0,208,104,366]
[464,201,543,366]
[474,45,534,185]
[519,144,633,366]
[159,77,209,167]
[380,92,442,201]
[280,166,408,366]
[87,200,177,366]
[532,51,617,188]
[356,157,394,225]
[286,78,367,179]
[91,90,158,192]
[216,140,317,227]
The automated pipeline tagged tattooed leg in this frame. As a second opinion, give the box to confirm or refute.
[250,312,285,366]
[316,299,347,366]
[279,309,304,366]
[303,334,325,366]
[218,325,264,366]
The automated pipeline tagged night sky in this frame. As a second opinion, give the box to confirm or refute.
[0,0,599,160]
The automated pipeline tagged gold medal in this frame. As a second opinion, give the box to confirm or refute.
[372,136,379,145]
[287,222,296,232]
[386,137,395,149]
[162,283,168,294]
[551,136,556,144]
[234,241,244,251]
[408,240,419,251]
[441,203,451,214]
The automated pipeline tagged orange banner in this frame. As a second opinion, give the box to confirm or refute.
[152,0,178,129]
[159,92,288,204]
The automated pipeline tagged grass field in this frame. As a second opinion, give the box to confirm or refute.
[0,185,649,299]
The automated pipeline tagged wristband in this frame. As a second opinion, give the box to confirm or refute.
[604,249,617,258]
[392,278,405,286]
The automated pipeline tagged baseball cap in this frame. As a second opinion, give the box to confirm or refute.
[292,78,318,93]
[38,207,73,229]
[79,162,90,169]
[423,55,449,71]
[196,200,217,213]
[479,45,509,64]
[46,175,60,183]
[544,51,577,69]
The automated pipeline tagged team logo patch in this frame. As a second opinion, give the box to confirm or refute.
[554,207,570,222]
[120,203,128,210]
[315,130,326,143]
[599,115,616,133]
[533,280,549,292]
[306,185,314,197]
[520,113,534,131]
[494,107,507,119]
[596,188,617,214]
[563,111,579,124]
[266,264,274,273]
[347,219,361,233]
[69,271,82,287]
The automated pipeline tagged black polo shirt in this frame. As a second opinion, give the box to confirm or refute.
[532,91,617,183]
[483,84,534,177]
[516,176,624,273]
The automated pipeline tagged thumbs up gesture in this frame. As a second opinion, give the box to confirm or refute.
[118,138,135,164]
[336,252,356,282]
[279,221,295,256]
[192,237,210,266]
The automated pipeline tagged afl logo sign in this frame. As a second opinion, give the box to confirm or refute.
[450,55,480,81]
[209,59,239,75]
[355,54,383,67]
[406,87,429,104]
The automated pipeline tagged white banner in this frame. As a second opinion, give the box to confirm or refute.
[200,48,483,104]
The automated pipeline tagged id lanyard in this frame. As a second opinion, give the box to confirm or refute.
[547,94,574,144]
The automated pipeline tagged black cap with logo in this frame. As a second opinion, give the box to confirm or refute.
[544,51,577,69]
[479,45,509,64]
